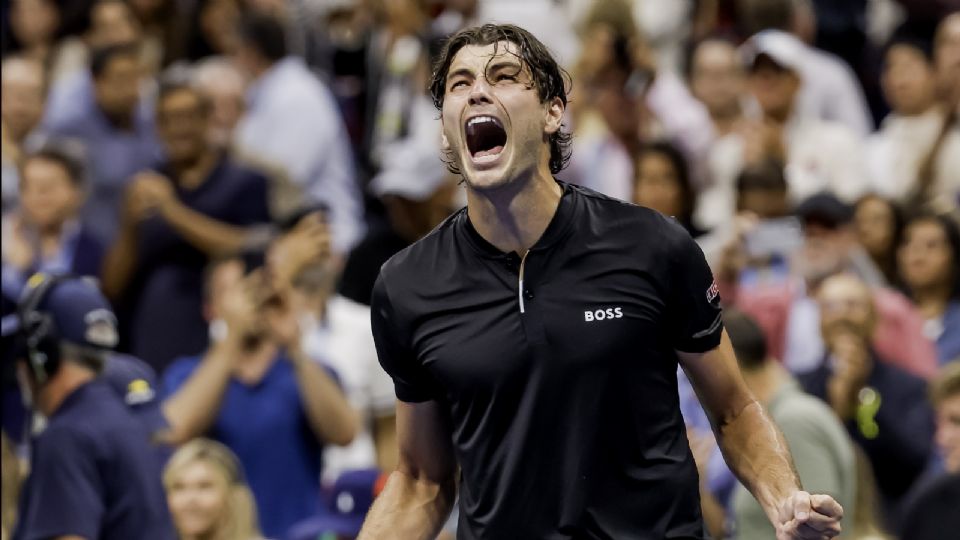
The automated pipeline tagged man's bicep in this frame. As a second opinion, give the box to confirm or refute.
[677,331,754,428]
[395,400,457,483]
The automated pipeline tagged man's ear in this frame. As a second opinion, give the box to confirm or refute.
[544,96,564,135]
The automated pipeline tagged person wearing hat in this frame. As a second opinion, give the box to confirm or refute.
[866,28,960,207]
[697,31,870,231]
[9,273,175,540]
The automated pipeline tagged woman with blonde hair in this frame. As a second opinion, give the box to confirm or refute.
[164,438,264,540]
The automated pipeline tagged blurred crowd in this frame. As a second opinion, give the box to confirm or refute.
[0,0,958,539]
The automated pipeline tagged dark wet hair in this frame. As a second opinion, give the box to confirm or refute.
[429,24,572,175]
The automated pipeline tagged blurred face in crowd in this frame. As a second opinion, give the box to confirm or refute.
[634,151,683,218]
[19,157,83,232]
[167,459,230,538]
[795,221,852,284]
[898,218,954,292]
[935,14,960,104]
[193,62,246,147]
[157,88,210,166]
[737,187,789,219]
[589,64,643,144]
[854,196,897,261]
[94,53,142,124]
[748,56,801,121]
[10,0,60,49]
[200,0,242,55]
[936,391,960,473]
[88,0,141,49]
[690,40,744,118]
[882,44,937,115]
[441,41,563,191]
[1,58,46,143]
[817,273,877,342]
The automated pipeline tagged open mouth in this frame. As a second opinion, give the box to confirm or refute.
[465,115,507,160]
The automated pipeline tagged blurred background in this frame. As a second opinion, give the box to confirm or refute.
[1,0,958,539]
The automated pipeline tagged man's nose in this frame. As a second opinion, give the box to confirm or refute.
[468,77,494,106]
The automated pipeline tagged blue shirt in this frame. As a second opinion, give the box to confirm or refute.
[932,301,960,365]
[121,155,270,374]
[163,353,327,538]
[41,71,162,244]
[14,380,175,540]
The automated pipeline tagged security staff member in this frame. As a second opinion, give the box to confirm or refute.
[11,274,175,540]
[358,24,844,540]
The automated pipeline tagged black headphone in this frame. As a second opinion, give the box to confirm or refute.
[16,273,79,385]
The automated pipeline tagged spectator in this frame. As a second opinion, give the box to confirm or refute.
[10,275,175,539]
[853,194,905,287]
[287,468,387,540]
[191,57,246,149]
[3,0,91,86]
[898,361,960,540]
[736,0,873,136]
[127,0,189,68]
[161,256,357,538]
[688,37,749,139]
[185,0,243,60]
[232,13,364,254]
[865,32,960,206]
[697,32,869,230]
[633,141,704,237]
[1,56,46,214]
[101,83,271,374]
[41,42,163,244]
[722,309,856,540]
[164,438,263,540]
[569,0,714,200]
[1,432,19,540]
[897,212,960,366]
[272,211,398,478]
[934,12,960,111]
[1,146,105,301]
[799,273,935,519]
[720,192,938,379]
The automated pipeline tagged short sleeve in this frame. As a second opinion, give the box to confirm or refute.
[664,218,724,352]
[16,428,104,540]
[370,273,437,403]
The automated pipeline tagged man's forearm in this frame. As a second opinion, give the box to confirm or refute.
[716,400,801,524]
[160,201,250,256]
[358,469,456,540]
[160,342,237,444]
[101,226,138,300]
[288,346,358,446]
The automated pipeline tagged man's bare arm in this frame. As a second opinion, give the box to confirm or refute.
[357,400,457,540]
[678,331,842,539]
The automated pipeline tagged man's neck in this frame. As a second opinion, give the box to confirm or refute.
[465,166,562,254]
[38,363,96,417]
[171,149,218,191]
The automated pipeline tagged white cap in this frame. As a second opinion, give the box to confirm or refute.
[740,30,805,74]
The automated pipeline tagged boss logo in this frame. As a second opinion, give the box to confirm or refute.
[584,307,624,322]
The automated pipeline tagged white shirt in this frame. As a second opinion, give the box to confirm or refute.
[865,107,960,203]
[301,295,395,482]
[793,36,874,138]
[234,57,364,252]
[696,115,868,230]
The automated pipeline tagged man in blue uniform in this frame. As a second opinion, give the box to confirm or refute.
[10,273,174,540]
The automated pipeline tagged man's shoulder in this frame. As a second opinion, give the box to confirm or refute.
[378,207,466,284]
[566,182,681,240]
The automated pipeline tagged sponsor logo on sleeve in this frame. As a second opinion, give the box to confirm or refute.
[706,279,720,303]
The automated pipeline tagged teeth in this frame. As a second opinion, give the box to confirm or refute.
[467,116,499,127]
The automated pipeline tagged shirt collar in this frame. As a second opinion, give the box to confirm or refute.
[459,180,579,259]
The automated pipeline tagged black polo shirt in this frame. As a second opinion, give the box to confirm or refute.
[372,182,724,539]
[14,380,175,540]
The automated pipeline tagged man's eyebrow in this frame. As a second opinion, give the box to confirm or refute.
[487,60,523,73]
[446,67,474,82]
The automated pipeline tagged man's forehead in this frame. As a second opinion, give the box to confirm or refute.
[449,41,523,73]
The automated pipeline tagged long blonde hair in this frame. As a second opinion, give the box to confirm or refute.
[163,439,261,540]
